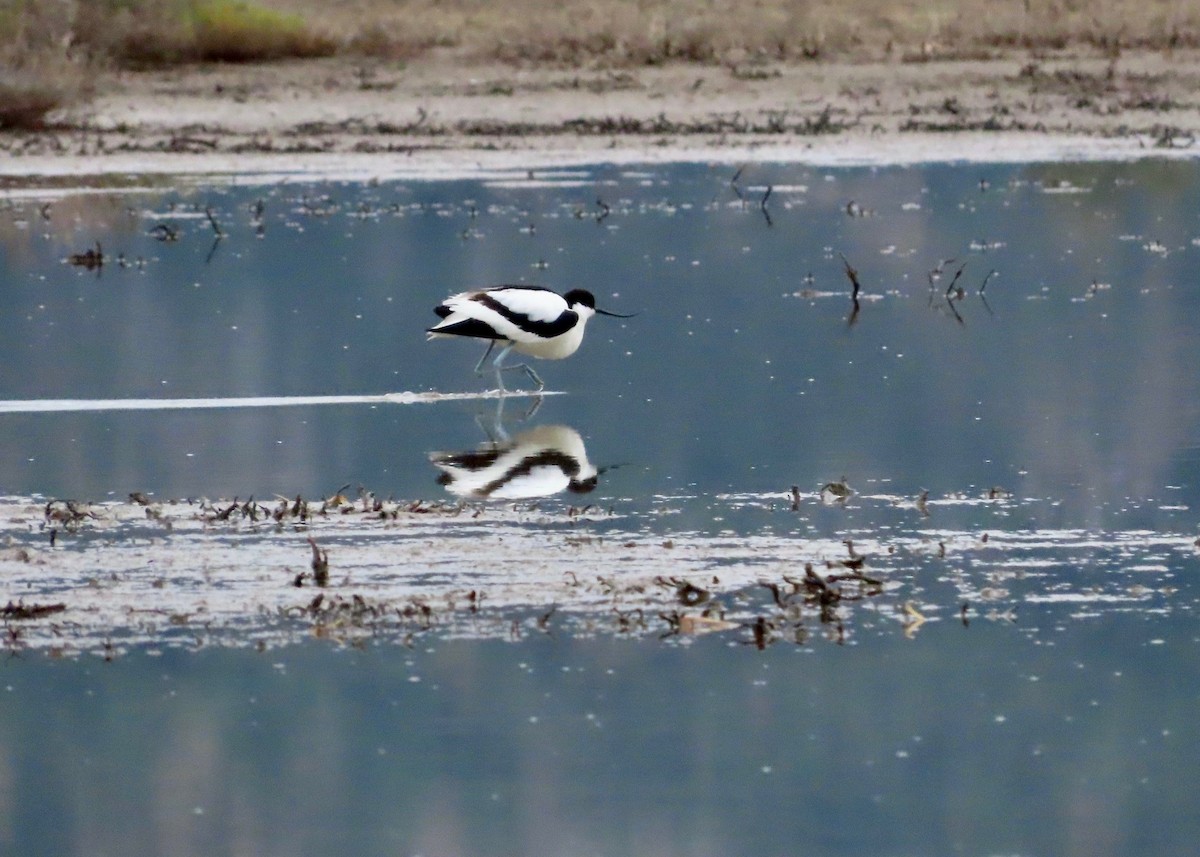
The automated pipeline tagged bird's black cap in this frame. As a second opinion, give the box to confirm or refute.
[563,289,596,309]
[565,288,637,318]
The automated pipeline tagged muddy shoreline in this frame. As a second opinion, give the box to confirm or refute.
[4,49,1200,177]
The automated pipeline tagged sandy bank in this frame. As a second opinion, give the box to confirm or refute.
[3,49,1200,179]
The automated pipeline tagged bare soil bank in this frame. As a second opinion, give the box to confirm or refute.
[3,49,1200,173]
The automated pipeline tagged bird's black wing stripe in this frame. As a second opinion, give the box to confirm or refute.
[434,286,551,319]
[479,451,581,497]
[427,317,509,340]
[431,448,504,471]
[478,294,578,338]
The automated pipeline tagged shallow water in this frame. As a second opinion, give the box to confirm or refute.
[2,160,1200,855]
[4,625,1198,857]
[2,162,1199,526]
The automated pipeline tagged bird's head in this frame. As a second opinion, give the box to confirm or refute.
[563,289,637,320]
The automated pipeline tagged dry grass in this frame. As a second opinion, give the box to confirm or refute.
[3,0,1197,71]
[1,0,1199,131]
[0,1,86,130]
[0,72,73,130]
[283,0,1200,65]
[0,0,335,126]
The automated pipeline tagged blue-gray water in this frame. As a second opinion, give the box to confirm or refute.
[3,162,1199,529]
[3,624,1198,857]
[2,160,1200,856]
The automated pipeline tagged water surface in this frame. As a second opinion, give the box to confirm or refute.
[2,162,1198,527]
[2,160,1199,856]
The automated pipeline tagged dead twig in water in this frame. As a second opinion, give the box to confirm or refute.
[308,537,329,587]
[204,236,223,265]
[68,241,104,272]
[839,253,862,301]
[839,254,862,327]
[2,600,67,620]
[945,261,968,299]
[847,294,861,327]
[978,269,998,316]
[924,259,966,325]
[250,199,266,239]
[927,256,957,309]
[205,207,225,238]
[730,164,747,205]
[945,295,965,326]
[979,268,997,294]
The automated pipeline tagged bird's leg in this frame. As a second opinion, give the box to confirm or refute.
[521,394,544,420]
[522,365,545,391]
[479,392,541,429]
[473,340,497,375]
[491,344,513,393]
[475,403,511,444]
[490,345,545,392]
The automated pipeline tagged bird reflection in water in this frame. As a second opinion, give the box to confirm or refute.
[430,424,600,500]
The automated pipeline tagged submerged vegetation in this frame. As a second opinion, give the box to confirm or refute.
[4,486,1192,657]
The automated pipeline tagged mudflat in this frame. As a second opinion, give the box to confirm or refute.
[4,48,1200,175]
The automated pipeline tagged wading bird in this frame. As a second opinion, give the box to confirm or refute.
[427,285,633,390]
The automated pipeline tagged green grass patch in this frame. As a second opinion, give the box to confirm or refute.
[189,0,336,62]
[59,0,336,66]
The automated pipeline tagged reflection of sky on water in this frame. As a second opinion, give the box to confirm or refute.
[4,619,1198,857]
[1,161,1199,533]
[2,161,1200,855]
